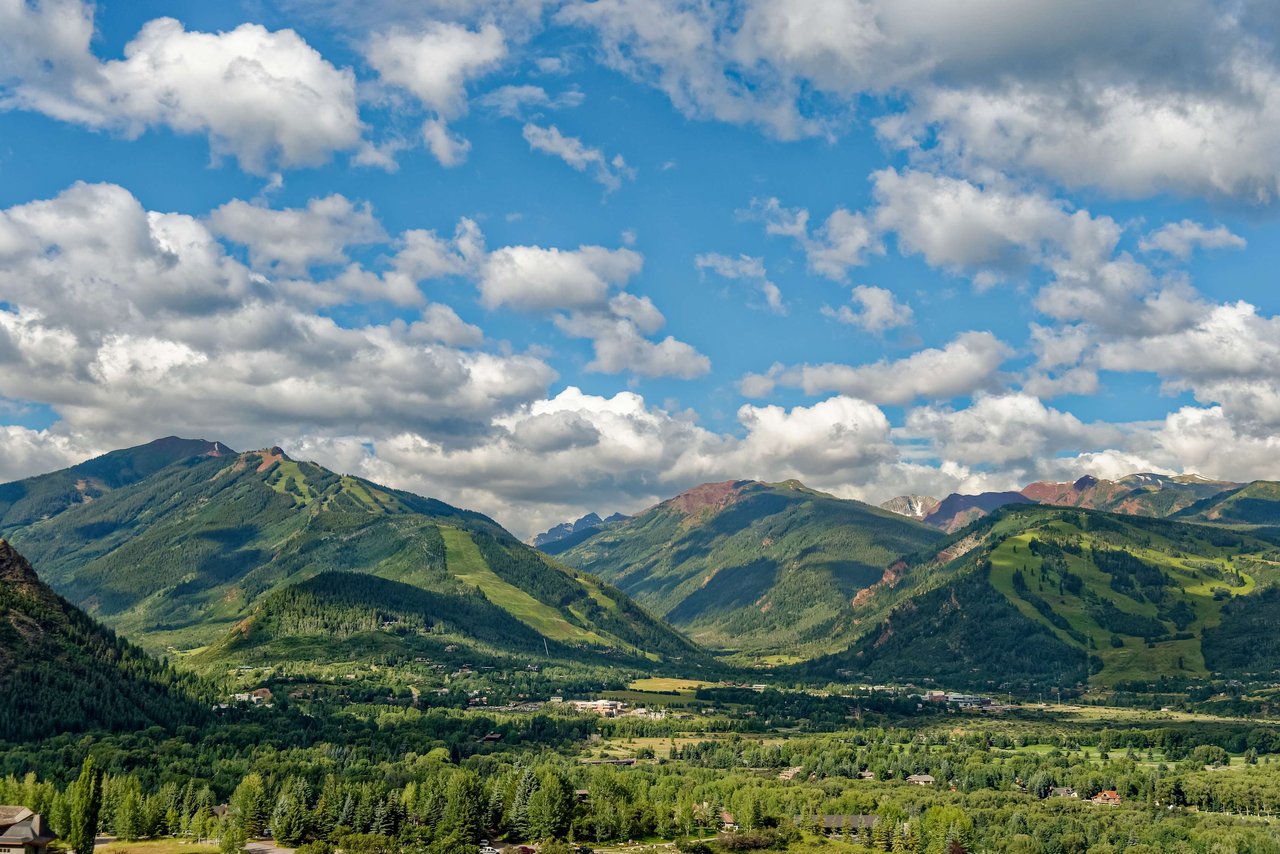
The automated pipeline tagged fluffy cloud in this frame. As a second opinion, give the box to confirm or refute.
[303,387,902,535]
[741,331,1010,405]
[901,393,1121,468]
[871,168,1118,284]
[1097,301,1280,434]
[1,5,363,173]
[748,197,881,280]
[562,0,1280,203]
[1139,220,1247,260]
[522,123,634,191]
[822,285,912,332]
[366,23,506,117]
[209,195,385,274]
[0,182,554,448]
[365,22,507,166]
[478,244,643,311]
[695,253,785,314]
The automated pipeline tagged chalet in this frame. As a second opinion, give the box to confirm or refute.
[906,774,935,786]
[1091,790,1122,805]
[0,807,57,854]
[719,811,738,831]
[1050,787,1077,798]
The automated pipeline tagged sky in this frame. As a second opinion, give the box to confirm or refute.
[3,0,1280,536]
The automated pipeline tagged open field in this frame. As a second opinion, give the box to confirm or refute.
[97,841,219,854]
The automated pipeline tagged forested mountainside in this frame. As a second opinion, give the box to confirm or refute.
[1,441,701,669]
[556,479,941,660]
[0,540,204,741]
[809,505,1280,691]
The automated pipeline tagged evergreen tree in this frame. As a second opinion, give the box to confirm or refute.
[229,774,267,839]
[67,757,103,854]
[271,778,311,847]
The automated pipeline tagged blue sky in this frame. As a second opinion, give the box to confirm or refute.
[2,0,1280,534]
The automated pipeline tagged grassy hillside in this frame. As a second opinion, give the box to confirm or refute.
[558,479,941,661]
[0,540,205,741]
[4,445,701,668]
[811,506,1280,690]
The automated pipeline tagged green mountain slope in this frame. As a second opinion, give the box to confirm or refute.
[1175,480,1280,526]
[0,436,231,532]
[811,506,1280,690]
[557,479,942,660]
[0,540,205,741]
[3,444,700,667]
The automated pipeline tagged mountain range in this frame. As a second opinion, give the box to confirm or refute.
[0,438,701,672]
[4,438,1279,695]
[552,479,941,660]
[882,472,1276,532]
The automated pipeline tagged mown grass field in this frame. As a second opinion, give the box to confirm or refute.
[441,526,610,646]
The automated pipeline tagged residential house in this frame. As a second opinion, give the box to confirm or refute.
[1050,787,1077,798]
[0,807,57,854]
[1091,790,1122,805]
[906,773,935,786]
[719,811,738,831]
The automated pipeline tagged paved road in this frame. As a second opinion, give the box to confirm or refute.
[247,841,295,854]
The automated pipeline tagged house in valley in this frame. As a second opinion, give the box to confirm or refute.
[1091,790,1122,805]
[0,807,57,853]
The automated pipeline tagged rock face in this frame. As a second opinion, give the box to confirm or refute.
[923,491,1034,532]
[879,495,939,520]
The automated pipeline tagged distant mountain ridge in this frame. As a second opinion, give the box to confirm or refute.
[529,511,629,552]
[0,440,701,669]
[878,495,938,520]
[882,471,1273,532]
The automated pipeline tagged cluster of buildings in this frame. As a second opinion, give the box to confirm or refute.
[920,690,1010,711]
[550,698,666,719]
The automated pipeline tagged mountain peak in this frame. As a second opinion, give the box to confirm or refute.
[879,495,939,520]
[664,479,756,516]
[1072,474,1099,490]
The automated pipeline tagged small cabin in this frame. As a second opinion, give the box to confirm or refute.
[906,773,935,786]
[0,807,57,854]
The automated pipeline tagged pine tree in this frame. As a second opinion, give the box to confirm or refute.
[67,757,103,854]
